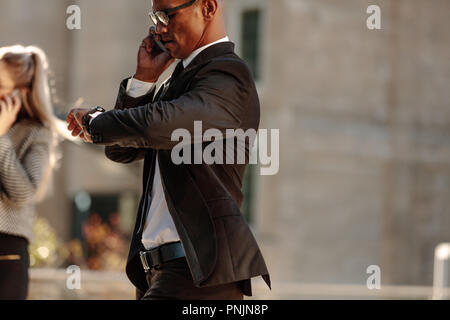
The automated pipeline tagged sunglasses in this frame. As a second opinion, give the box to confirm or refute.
[149,0,198,27]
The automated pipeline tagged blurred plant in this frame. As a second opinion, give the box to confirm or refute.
[82,213,128,271]
[29,213,128,271]
[29,217,69,268]
[64,238,87,268]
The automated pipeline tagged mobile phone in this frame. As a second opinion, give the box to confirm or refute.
[149,25,168,53]
[10,89,20,99]
[155,38,168,53]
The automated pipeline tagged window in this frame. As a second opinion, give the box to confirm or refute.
[241,164,256,224]
[71,191,138,270]
[241,9,262,81]
[237,5,265,224]
[224,0,267,226]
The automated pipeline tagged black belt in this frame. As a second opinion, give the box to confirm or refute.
[139,242,185,273]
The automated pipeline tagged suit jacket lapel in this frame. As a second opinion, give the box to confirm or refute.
[184,42,236,72]
[163,42,236,99]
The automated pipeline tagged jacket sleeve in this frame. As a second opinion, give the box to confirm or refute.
[90,60,254,150]
[104,78,156,164]
[0,130,50,207]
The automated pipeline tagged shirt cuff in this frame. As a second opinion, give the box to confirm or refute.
[126,77,155,98]
[88,111,104,125]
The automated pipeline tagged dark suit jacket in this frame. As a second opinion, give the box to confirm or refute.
[89,42,271,296]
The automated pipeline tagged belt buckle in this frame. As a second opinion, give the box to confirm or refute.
[139,251,151,273]
[149,247,162,270]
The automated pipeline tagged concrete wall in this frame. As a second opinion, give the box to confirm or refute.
[236,0,450,287]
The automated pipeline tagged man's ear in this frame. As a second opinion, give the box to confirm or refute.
[202,0,218,21]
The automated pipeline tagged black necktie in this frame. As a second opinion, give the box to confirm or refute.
[170,60,185,82]
[153,61,184,102]
[139,61,185,234]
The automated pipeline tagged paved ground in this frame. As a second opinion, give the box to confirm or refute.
[28,268,448,300]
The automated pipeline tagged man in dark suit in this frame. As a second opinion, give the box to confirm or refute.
[67,0,270,300]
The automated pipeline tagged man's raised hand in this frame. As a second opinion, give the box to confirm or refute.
[66,108,92,143]
[134,27,175,82]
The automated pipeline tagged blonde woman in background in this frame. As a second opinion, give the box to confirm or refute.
[0,45,63,300]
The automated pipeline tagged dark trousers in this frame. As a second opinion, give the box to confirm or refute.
[140,257,243,300]
[0,233,29,300]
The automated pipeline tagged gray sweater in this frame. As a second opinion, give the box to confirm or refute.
[0,119,51,241]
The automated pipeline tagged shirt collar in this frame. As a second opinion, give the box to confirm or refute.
[182,36,230,69]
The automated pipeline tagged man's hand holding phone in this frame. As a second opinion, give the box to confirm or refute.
[0,90,21,137]
[134,27,175,83]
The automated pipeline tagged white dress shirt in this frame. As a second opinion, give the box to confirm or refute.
[125,37,230,250]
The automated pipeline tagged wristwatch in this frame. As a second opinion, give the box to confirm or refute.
[82,106,105,135]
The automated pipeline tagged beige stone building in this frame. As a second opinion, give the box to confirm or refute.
[1,0,450,299]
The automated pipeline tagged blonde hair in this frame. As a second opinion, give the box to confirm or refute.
[0,45,64,201]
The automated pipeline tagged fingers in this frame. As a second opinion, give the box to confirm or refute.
[66,109,82,137]
[70,125,83,137]
[149,26,156,37]
[4,95,13,112]
[143,27,163,54]
[66,111,79,132]
[149,26,161,40]
[67,118,80,132]
[71,126,83,137]
[0,95,21,114]
[67,115,82,132]
[142,36,154,54]
[66,108,93,141]
[66,110,75,124]
[73,109,88,126]
[67,117,83,138]
[67,119,83,138]
[66,108,86,125]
